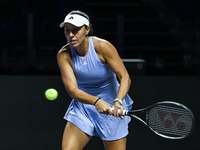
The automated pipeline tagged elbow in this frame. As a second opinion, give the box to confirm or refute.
[68,92,75,99]
[128,75,131,86]
[66,87,77,99]
[118,73,131,85]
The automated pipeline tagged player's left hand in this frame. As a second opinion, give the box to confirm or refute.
[111,102,124,119]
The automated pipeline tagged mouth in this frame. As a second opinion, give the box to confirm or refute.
[70,40,77,44]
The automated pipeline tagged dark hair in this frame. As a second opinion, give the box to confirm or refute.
[68,10,93,36]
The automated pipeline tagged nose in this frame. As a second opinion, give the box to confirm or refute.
[69,31,74,37]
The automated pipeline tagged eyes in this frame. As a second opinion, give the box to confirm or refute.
[64,27,81,35]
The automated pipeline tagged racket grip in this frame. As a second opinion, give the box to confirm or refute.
[110,108,127,115]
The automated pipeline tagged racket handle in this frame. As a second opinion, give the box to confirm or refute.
[110,108,127,115]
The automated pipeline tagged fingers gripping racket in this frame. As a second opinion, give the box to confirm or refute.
[113,101,195,139]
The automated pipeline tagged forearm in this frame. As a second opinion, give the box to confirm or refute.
[116,75,131,101]
[67,87,98,105]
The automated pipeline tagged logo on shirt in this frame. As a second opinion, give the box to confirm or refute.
[83,62,87,65]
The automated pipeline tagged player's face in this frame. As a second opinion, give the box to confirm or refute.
[64,23,90,48]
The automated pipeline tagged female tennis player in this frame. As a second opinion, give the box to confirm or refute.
[57,10,133,150]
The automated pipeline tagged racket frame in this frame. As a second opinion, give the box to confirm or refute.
[126,101,195,139]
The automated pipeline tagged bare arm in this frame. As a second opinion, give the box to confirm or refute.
[94,37,131,117]
[94,37,131,101]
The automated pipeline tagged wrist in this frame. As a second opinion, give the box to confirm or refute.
[94,97,101,106]
[113,98,122,105]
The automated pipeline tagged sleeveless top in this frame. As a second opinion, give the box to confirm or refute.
[71,36,132,104]
[71,37,117,96]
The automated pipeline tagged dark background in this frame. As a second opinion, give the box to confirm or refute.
[0,0,200,149]
[0,0,200,75]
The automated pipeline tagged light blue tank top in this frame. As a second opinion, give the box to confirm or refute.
[70,36,118,96]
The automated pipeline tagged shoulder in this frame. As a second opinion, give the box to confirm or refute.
[93,36,112,50]
[57,43,72,66]
[92,36,118,63]
[93,36,115,54]
[57,43,71,58]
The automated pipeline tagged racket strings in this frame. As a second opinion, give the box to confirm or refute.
[148,105,193,138]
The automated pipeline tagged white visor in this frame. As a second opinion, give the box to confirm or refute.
[59,14,89,28]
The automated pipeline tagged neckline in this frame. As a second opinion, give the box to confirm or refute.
[75,37,91,59]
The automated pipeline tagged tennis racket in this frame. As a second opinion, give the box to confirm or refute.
[112,101,195,139]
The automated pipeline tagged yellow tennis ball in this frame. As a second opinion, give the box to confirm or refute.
[45,88,58,100]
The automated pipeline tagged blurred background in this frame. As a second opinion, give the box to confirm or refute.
[0,0,200,150]
[0,0,200,76]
